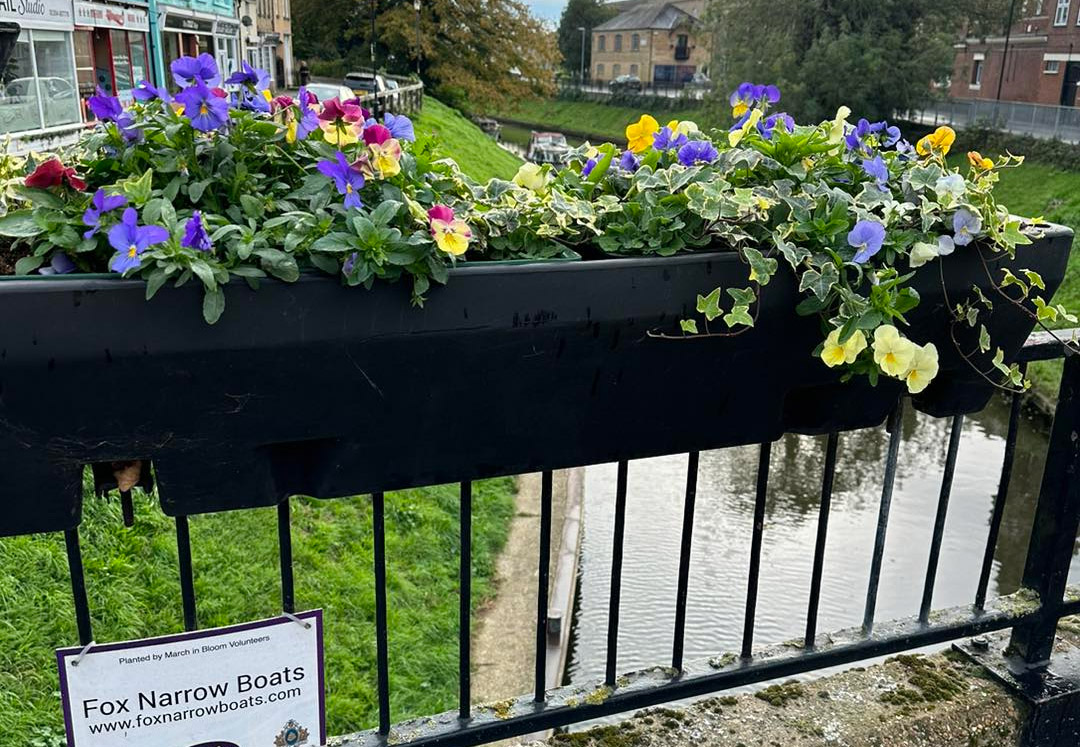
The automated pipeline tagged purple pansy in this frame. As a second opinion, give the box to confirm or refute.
[181,211,213,252]
[730,82,780,111]
[82,188,128,239]
[619,150,640,172]
[653,126,688,151]
[175,80,230,132]
[952,209,982,246]
[171,53,221,87]
[225,61,270,89]
[132,79,170,102]
[582,157,598,177]
[317,151,366,209]
[677,140,718,167]
[235,87,271,113]
[38,252,76,275]
[293,87,320,141]
[848,219,887,264]
[107,207,170,273]
[861,155,889,190]
[758,112,794,141]
[88,88,123,121]
[384,112,415,142]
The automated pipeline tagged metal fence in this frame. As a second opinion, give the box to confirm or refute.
[556,80,709,103]
[25,328,1080,745]
[904,98,1080,143]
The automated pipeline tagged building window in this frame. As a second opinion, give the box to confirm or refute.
[1046,59,1061,73]
[596,63,604,78]
[597,34,605,52]
[675,33,690,60]
[1055,0,1070,25]
[970,59,983,87]
[630,63,638,75]
[631,33,639,50]
[613,63,621,76]
[614,34,622,52]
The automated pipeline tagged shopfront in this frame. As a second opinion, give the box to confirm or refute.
[161,11,239,87]
[0,0,82,140]
[74,2,150,108]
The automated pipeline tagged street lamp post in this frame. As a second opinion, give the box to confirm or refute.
[414,0,421,76]
[578,26,586,84]
[370,0,377,72]
[995,0,1018,101]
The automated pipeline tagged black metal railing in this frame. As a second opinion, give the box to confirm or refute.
[17,327,1080,746]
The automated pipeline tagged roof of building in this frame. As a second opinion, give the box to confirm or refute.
[594,2,699,32]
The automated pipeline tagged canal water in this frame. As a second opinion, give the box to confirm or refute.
[565,395,1080,686]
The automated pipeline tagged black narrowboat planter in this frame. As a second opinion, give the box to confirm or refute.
[0,223,1071,536]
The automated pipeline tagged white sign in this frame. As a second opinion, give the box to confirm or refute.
[0,0,73,29]
[57,611,325,747]
[74,2,149,32]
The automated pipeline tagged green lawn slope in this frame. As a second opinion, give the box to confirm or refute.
[485,97,708,142]
[0,474,516,744]
[417,98,522,181]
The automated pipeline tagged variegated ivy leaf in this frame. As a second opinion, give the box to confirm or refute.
[696,287,723,321]
[680,319,699,334]
[979,324,991,353]
[1023,269,1046,291]
[774,233,811,270]
[799,262,840,300]
[743,247,778,286]
[724,305,754,328]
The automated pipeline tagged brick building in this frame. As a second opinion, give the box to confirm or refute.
[590,1,710,85]
[952,0,1080,106]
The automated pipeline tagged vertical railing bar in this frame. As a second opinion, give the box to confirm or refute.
[278,498,295,615]
[372,492,391,736]
[459,481,472,720]
[805,432,839,648]
[63,527,93,646]
[863,400,904,635]
[119,489,135,528]
[672,451,700,671]
[534,471,553,703]
[605,460,629,687]
[920,414,965,623]
[175,515,197,632]
[976,365,1026,610]
[741,442,771,659]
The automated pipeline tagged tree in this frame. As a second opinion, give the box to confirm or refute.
[294,0,560,110]
[556,0,617,79]
[707,0,1011,123]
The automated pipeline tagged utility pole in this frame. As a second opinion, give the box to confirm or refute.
[995,0,1018,101]
[414,0,421,76]
[578,26,587,83]
[370,0,377,72]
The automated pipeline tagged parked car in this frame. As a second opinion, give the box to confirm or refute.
[304,83,356,103]
[608,75,643,94]
[685,72,712,90]
[526,131,571,165]
[343,72,388,96]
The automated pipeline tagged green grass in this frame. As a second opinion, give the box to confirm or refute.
[416,98,522,182]
[0,473,516,745]
[484,97,709,143]
[954,156,1080,399]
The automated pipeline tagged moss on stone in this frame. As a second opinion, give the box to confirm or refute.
[583,686,612,706]
[490,699,515,720]
[754,680,805,707]
[709,652,738,669]
[550,723,641,747]
[879,654,965,707]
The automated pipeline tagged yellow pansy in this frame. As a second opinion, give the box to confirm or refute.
[873,324,917,377]
[732,101,749,119]
[904,343,939,394]
[908,241,939,268]
[820,328,868,367]
[729,108,762,147]
[432,220,471,255]
[828,106,851,145]
[320,120,359,146]
[513,162,549,191]
[369,138,402,178]
[625,114,660,153]
[667,119,699,136]
[916,126,956,157]
[967,150,994,170]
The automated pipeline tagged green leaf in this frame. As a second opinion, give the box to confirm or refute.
[14,254,44,274]
[188,180,209,203]
[724,305,754,328]
[680,319,699,334]
[190,261,217,291]
[798,263,839,300]
[979,324,991,352]
[309,232,354,253]
[202,287,226,324]
[120,169,154,206]
[145,267,171,300]
[369,200,402,226]
[12,186,64,209]
[696,287,722,321]
[0,210,46,237]
[743,247,777,286]
[309,253,339,275]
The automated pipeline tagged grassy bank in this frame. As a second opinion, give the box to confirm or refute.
[0,473,516,744]
[417,98,522,181]
[484,97,708,142]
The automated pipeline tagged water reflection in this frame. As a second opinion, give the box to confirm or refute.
[566,395,1073,685]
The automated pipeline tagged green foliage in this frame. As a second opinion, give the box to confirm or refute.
[707,0,1011,122]
[0,472,516,738]
[414,98,522,182]
[486,96,707,141]
[556,0,617,77]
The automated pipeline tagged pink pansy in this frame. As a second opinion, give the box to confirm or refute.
[363,123,392,145]
[428,205,455,223]
[319,97,363,123]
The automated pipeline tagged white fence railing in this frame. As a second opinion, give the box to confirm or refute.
[903,97,1080,143]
